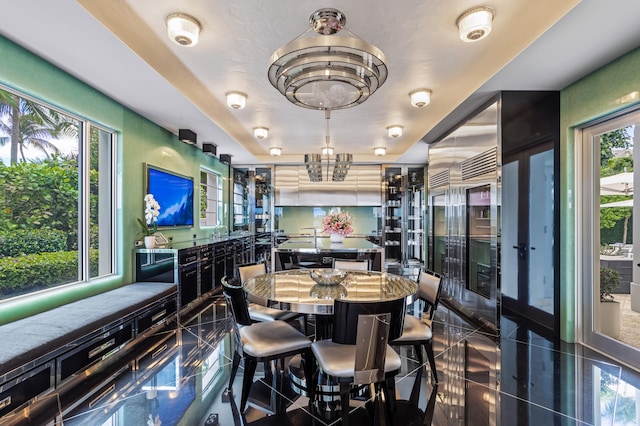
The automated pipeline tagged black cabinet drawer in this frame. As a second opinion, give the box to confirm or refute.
[136,332,178,372]
[178,247,199,265]
[137,297,177,335]
[0,361,54,417]
[57,323,134,384]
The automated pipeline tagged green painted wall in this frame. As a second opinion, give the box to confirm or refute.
[560,46,640,341]
[277,206,381,235]
[0,35,230,323]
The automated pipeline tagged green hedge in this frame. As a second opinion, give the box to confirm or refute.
[0,250,99,296]
[0,229,67,257]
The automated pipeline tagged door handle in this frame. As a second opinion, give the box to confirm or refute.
[512,243,527,259]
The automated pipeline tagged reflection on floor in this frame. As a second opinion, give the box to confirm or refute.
[4,292,640,425]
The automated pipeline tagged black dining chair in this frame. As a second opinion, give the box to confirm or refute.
[311,298,406,426]
[391,268,443,391]
[222,276,315,413]
[237,262,307,332]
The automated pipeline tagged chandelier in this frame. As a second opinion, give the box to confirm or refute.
[304,110,352,182]
[268,8,388,110]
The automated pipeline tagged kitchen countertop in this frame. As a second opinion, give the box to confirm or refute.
[275,237,382,252]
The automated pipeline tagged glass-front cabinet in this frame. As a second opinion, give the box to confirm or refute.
[383,167,403,274]
[232,168,249,232]
[383,165,426,278]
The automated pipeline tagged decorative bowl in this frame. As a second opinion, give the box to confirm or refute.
[309,269,348,286]
[310,284,348,300]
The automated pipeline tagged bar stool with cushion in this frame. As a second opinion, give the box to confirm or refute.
[237,262,306,329]
[311,298,406,426]
[222,276,315,413]
[391,269,443,388]
[332,259,370,271]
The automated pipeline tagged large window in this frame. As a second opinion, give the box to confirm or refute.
[0,87,114,300]
[200,168,222,227]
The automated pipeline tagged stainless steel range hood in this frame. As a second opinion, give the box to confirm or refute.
[275,165,382,206]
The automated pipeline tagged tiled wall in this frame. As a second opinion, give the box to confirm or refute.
[276,206,381,235]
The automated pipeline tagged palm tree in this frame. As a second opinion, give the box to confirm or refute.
[0,88,77,164]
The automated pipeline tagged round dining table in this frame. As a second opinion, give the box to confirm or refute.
[242,269,418,315]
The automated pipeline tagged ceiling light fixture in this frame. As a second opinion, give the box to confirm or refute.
[409,89,432,108]
[270,147,282,157]
[166,13,201,47]
[178,128,197,145]
[202,143,217,156]
[304,110,352,182]
[374,147,386,156]
[456,6,495,42]
[226,92,247,109]
[268,8,388,110]
[387,125,403,138]
[253,127,269,140]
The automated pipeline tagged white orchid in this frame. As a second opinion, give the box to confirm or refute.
[138,194,161,237]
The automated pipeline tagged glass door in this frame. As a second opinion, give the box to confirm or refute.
[580,111,640,367]
[501,141,556,330]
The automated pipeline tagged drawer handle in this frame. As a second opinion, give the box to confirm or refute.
[0,396,11,410]
[88,338,115,359]
[151,310,167,323]
[152,344,168,359]
[89,384,116,409]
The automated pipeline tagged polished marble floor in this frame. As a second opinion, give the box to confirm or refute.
[4,292,640,426]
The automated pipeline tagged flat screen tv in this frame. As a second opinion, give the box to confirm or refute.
[146,164,194,228]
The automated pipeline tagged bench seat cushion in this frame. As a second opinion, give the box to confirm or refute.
[0,282,176,377]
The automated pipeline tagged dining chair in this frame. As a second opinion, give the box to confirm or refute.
[391,268,443,391]
[332,259,370,271]
[221,276,315,413]
[237,262,306,331]
[311,298,406,426]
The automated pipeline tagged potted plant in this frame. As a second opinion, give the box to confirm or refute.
[599,267,621,338]
[137,194,160,248]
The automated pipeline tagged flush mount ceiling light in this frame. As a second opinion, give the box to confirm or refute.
[456,6,495,42]
[270,147,282,157]
[166,13,201,47]
[304,110,352,182]
[268,8,388,110]
[253,127,269,140]
[226,92,247,109]
[387,125,403,138]
[409,89,432,108]
[374,147,386,156]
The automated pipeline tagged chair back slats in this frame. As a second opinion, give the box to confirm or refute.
[417,269,443,318]
[238,262,267,284]
[332,298,405,345]
[354,313,390,385]
[221,276,253,326]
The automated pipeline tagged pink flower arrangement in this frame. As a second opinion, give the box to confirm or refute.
[323,210,354,236]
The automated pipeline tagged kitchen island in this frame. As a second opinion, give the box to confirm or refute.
[272,237,384,271]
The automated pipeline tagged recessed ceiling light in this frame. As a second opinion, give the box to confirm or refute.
[226,92,247,109]
[409,89,432,108]
[374,147,386,156]
[387,125,403,138]
[166,13,201,47]
[456,6,495,42]
[253,127,269,140]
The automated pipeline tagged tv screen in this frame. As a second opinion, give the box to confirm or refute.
[146,164,194,228]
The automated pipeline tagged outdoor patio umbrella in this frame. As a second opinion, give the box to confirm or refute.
[600,172,634,195]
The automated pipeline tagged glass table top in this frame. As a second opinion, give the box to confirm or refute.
[243,269,418,315]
